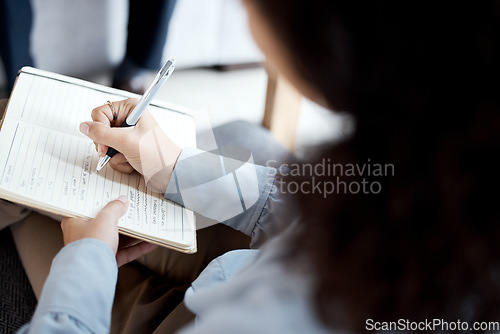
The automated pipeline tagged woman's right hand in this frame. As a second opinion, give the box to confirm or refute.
[79,98,182,193]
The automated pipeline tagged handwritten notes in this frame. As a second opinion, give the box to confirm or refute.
[0,68,195,248]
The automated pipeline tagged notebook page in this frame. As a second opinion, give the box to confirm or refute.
[0,69,195,247]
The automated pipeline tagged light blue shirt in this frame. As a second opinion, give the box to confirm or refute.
[18,147,332,333]
[17,239,117,333]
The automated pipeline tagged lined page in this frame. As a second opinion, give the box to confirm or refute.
[0,69,195,247]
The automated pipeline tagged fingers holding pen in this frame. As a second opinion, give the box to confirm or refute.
[91,98,139,126]
[109,153,135,174]
[88,98,140,154]
[79,119,143,175]
[89,103,114,155]
[90,104,112,128]
[80,97,167,176]
[79,121,134,155]
[81,105,158,159]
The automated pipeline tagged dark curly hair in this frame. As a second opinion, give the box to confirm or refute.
[249,0,500,331]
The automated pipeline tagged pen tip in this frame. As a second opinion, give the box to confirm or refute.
[96,156,110,172]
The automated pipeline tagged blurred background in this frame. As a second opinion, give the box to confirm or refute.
[0,0,348,158]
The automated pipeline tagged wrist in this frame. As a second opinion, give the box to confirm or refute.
[144,143,182,193]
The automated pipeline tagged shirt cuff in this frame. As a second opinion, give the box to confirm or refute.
[164,147,278,241]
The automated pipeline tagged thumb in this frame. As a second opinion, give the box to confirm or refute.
[93,195,129,228]
[80,121,133,153]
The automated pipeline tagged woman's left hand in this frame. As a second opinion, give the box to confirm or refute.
[61,195,158,267]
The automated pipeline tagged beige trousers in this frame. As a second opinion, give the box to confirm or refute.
[0,99,250,333]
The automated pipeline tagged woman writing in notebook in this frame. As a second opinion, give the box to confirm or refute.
[9,0,500,333]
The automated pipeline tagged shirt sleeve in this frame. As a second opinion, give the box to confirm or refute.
[17,238,117,334]
[164,147,282,247]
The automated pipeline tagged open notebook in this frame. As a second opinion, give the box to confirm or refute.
[0,67,197,253]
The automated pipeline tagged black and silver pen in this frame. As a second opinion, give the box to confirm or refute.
[96,59,175,172]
